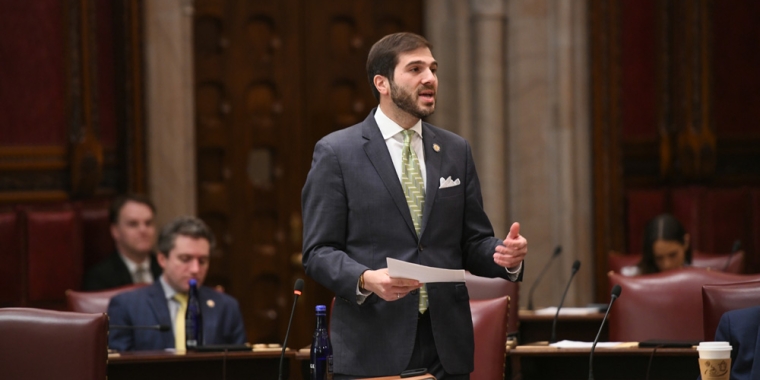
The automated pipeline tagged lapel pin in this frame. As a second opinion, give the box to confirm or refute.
[206,299,215,308]
[433,144,440,152]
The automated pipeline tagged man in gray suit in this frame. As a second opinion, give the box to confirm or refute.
[302,32,528,379]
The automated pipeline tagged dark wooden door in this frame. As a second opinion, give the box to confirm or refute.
[193,0,422,350]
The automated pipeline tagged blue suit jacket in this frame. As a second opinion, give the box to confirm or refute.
[712,305,760,380]
[301,109,522,377]
[107,281,247,351]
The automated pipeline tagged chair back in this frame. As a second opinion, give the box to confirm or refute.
[693,251,745,274]
[608,250,745,274]
[66,283,148,313]
[702,280,760,340]
[0,307,108,380]
[608,268,760,341]
[465,272,519,336]
[470,295,509,380]
[608,251,640,274]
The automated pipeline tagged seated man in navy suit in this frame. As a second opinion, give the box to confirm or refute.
[710,305,760,380]
[108,216,247,351]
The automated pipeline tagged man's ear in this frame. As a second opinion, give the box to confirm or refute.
[374,74,390,96]
[157,251,168,269]
[683,233,691,251]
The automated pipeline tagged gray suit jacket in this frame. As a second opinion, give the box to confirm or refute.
[301,109,521,377]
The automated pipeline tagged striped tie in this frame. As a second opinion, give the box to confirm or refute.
[174,293,188,351]
[400,130,428,313]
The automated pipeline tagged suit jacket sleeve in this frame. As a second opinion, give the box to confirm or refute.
[222,297,247,344]
[301,139,367,301]
[459,141,523,280]
[107,294,134,351]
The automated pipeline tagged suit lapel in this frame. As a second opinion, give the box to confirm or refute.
[112,252,135,284]
[147,282,174,347]
[362,112,417,238]
[421,123,440,238]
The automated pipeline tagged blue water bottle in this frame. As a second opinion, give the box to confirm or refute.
[310,305,333,380]
[185,278,203,349]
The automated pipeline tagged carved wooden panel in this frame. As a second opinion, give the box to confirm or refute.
[194,0,422,348]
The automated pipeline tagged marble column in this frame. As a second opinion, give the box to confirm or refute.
[426,0,592,307]
[144,0,196,226]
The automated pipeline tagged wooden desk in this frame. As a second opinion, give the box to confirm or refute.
[518,310,607,344]
[508,345,699,380]
[108,348,298,380]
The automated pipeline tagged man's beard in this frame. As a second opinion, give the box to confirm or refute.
[390,80,435,119]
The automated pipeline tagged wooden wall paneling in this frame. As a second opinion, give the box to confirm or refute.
[670,186,705,252]
[701,188,750,254]
[625,188,667,253]
[590,0,625,302]
[68,0,105,198]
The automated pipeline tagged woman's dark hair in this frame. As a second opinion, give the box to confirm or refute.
[637,213,692,274]
[366,32,432,101]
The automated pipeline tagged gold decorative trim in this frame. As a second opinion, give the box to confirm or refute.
[0,146,68,171]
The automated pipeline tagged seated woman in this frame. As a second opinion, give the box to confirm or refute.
[621,213,692,276]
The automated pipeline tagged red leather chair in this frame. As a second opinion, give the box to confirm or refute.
[694,251,745,274]
[608,250,745,274]
[470,295,510,380]
[0,208,23,304]
[464,271,519,336]
[607,251,640,274]
[0,307,108,380]
[66,283,148,313]
[702,280,760,340]
[77,200,115,272]
[608,268,760,341]
[24,207,83,305]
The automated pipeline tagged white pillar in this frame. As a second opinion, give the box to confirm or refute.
[144,0,197,226]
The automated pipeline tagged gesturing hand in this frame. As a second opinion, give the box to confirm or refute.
[493,222,527,270]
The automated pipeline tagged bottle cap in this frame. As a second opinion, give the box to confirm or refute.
[316,305,326,312]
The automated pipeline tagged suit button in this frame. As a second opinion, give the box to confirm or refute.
[418,244,424,251]
[411,289,418,295]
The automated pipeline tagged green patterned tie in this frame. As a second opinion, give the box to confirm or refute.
[400,130,428,313]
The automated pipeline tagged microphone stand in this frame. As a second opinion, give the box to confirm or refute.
[550,260,580,343]
[527,245,562,310]
[279,279,304,380]
[589,285,622,380]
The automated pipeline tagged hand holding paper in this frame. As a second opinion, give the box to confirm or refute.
[386,258,465,283]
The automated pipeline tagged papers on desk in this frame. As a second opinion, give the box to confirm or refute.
[550,340,633,348]
[533,306,601,316]
[387,258,465,283]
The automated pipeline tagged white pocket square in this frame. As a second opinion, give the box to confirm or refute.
[439,176,461,189]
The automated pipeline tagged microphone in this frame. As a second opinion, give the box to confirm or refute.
[550,259,580,343]
[279,279,304,380]
[527,245,562,310]
[110,324,171,331]
[588,284,622,380]
[722,240,742,272]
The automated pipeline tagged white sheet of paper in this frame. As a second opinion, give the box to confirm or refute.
[386,258,465,283]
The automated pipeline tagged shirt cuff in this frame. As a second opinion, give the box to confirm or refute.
[505,261,523,280]
[356,277,372,304]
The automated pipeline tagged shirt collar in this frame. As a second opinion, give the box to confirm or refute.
[159,276,179,301]
[117,251,147,274]
[374,106,423,141]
